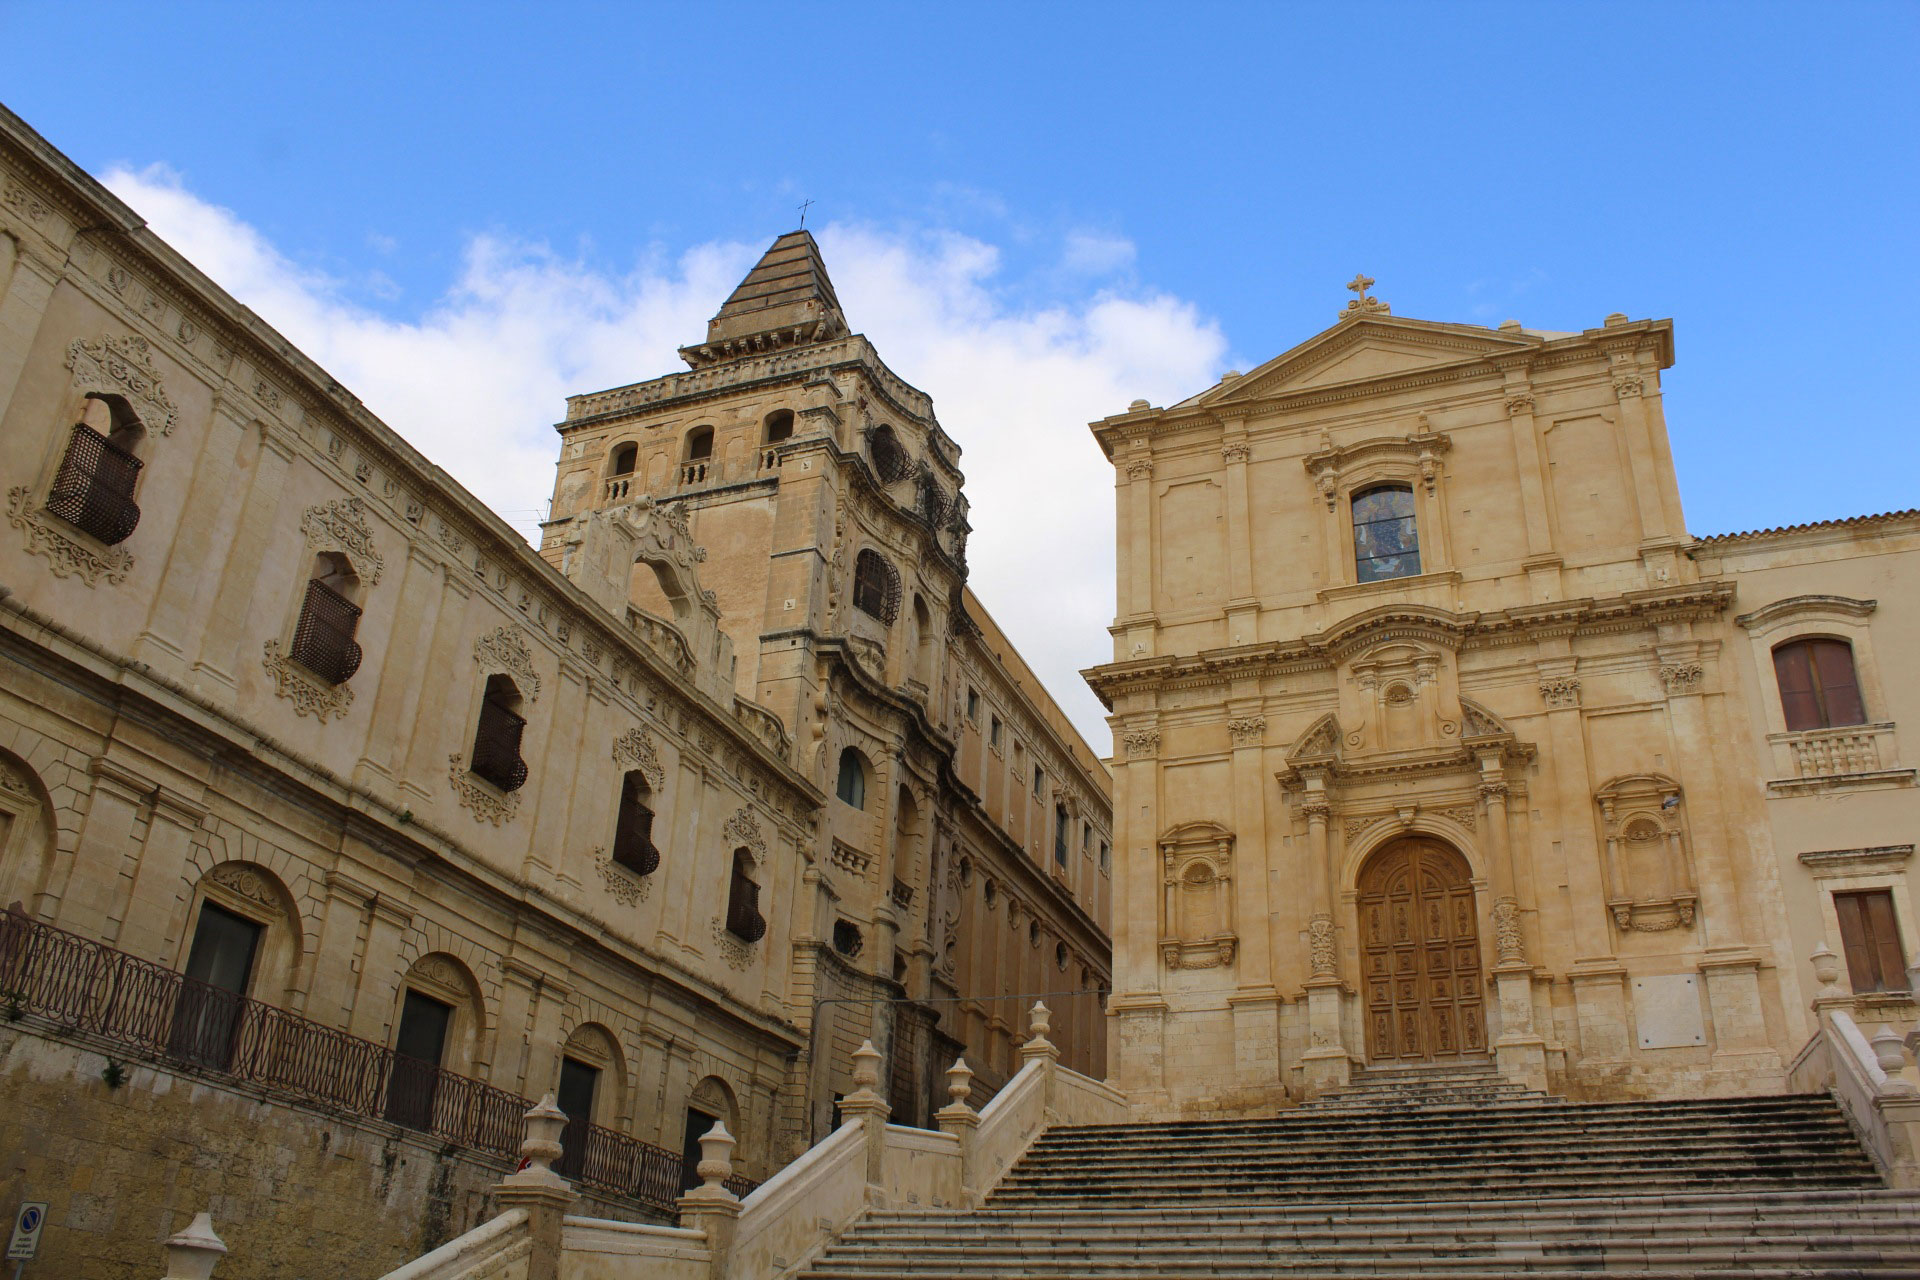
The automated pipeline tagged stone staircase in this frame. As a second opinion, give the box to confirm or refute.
[799,1066,1920,1278]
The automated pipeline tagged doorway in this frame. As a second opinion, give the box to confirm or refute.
[385,989,453,1131]
[169,901,262,1069]
[1357,837,1485,1062]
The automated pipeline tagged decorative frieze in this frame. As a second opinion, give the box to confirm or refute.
[610,727,665,790]
[1122,729,1161,759]
[473,624,541,700]
[1227,717,1266,747]
[1538,676,1582,709]
[261,639,355,723]
[8,486,132,585]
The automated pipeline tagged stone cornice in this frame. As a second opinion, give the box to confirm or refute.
[1081,583,1734,706]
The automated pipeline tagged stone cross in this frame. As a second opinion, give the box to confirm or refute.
[1346,273,1375,302]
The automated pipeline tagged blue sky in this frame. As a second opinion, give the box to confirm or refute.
[2,1,1914,745]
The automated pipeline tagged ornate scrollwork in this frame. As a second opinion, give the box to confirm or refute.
[723,806,769,861]
[596,851,651,906]
[65,334,178,436]
[300,497,384,584]
[611,727,665,790]
[1492,898,1525,964]
[1122,729,1161,759]
[262,639,355,723]
[448,753,520,826]
[474,624,541,701]
[206,863,276,912]
[1308,914,1337,976]
[710,917,756,970]
[8,486,132,585]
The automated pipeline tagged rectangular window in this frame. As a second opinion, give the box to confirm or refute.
[1834,889,1909,993]
[1033,765,1045,794]
[966,688,980,722]
[1099,842,1110,873]
[989,716,1002,750]
[1352,486,1421,583]
[170,901,262,1070]
[1053,808,1069,866]
[1083,821,1093,853]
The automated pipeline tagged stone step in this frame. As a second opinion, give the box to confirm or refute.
[1022,1129,1864,1161]
[1046,1096,1845,1137]
[803,1262,1920,1280]
[992,1173,1887,1201]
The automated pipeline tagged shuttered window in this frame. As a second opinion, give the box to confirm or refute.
[1773,638,1866,731]
[1834,889,1909,994]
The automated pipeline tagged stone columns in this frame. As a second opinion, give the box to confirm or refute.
[1226,708,1280,1101]
[1481,755,1546,1092]
[1299,782,1349,1096]
[1220,425,1258,645]
[493,1094,580,1280]
[837,1039,892,1203]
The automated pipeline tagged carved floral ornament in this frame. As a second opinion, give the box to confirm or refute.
[300,498,384,585]
[723,806,769,862]
[473,624,541,701]
[596,850,651,906]
[1659,662,1704,696]
[448,754,519,825]
[1227,717,1266,747]
[262,639,355,723]
[611,727,665,790]
[8,486,132,586]
[1538,676,1582,709]
[1491,898,1525,964]
[205,862,280,915]
[66,335,178,436]
[1122,728,1161,759]
[1303,427,1450,511]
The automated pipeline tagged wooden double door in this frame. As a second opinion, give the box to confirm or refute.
[1359,838,1486,1062]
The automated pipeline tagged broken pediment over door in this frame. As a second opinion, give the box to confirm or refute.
[1339,640,1465,760]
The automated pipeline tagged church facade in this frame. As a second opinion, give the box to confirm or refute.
[1085,279,1917,1115]
[0,106,1107,1278]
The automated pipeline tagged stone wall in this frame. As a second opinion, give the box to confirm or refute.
[0,1022,664,1280]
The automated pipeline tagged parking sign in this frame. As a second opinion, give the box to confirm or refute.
[5,1201,46,1261]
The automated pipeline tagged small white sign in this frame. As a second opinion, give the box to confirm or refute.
[6,1201,47,1261]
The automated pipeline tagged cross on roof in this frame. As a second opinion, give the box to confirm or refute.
[798,198,815,229]
[1346,273,1375,301]
[1339,272,1389,321]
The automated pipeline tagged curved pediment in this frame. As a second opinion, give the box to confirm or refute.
[1159,819,1234,846]
[1316,604,1470,662]
[1286,713,1342,764]
[1458,697,1514,742]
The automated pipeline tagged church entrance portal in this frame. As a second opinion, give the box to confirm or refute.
[1358,838,1486,1063]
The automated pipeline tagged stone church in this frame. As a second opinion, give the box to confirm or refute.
[1085,277,1918,1117]
[0,105,1109,1278]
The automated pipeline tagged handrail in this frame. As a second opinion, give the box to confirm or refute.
[0,906,756,1212]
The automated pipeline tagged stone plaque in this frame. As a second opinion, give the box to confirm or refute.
[1633,974,1706,1049]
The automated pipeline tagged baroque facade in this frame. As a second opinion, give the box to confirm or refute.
[0,107,1107,1278]
[1085,278,1917,1115]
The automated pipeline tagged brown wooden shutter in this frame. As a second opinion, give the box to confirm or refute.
[1864,890,1909,992]
[1773,642,1822,731]
[1835,889,1908,993]
[1811,639,1867,727]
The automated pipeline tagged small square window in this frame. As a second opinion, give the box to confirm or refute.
[1033,765,1045,793]
[966,688,980,721]
[989,717,1003,750]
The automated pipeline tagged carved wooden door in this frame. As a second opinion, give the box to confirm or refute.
[1359,838,1485,1062]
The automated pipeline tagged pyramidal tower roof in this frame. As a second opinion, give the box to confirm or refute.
[680,230,848,368]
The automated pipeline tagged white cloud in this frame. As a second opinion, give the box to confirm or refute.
[102,167,1227,751]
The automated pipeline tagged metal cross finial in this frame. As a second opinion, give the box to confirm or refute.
[1346,273,1375,301]
[798,198,815,229]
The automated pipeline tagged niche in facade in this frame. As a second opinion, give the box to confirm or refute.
[1157,820,1237,970]
[1595,774,1698,932]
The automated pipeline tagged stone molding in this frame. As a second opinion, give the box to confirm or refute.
[262,639,354,723]
[300,497,384,584]
[66,333,178,436]
[1798,845,1914,877]
[474,624,542,701]
[8,485,132,586]
[448,753,520,825]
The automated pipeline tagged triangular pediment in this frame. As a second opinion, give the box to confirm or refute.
[1197,316,1550,407]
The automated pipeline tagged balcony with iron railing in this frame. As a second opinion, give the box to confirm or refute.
[46,423,142,546]
[469,706,529,793]
[0,907,755,1211]
[288,579,363,685]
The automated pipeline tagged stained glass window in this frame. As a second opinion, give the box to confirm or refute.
[1352,485,1420,583]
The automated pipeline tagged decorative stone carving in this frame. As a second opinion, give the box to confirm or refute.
[1492,897,1525,964]
[1220,442,1251,464]
[596,852,651,906]
[1290,714,1341,761]
[1227,717,1266,747]
[473,624,541,701]
[1613,375,1644,398]
[448,753,520,826]
[1441,804,1478,831]
[1343,814,1387,842]
[261,639,355,723]
[611,727,665,790]
[65,334,178,436]
[1596,774,1697,932]
[1124,458,1153,481]
[1459,699,1507,739]
[300,497,385,585]
[9,486,132,585]
[206,863,276,912]
[723,806,769,860]
[1338,272,1389,321]
[1308,914,1337,976]
[1304,431,1449,518]
[254,380,282,411]
[1659,662,1703,695]
[3,180,49,222]
[829,841,872,879]
[1158,821,1237,971]
[710,917,756,970]
[1122,729,1161,759]
[1538,676,1582,709]
[1504,393,1535,416]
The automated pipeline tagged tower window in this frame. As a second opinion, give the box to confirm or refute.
[868,425,908,484]
[611,770,659,875]
[469,674,529,792]
[608,442,638,476]
[685,426,715,461]
[1772,638,1866,731]
[763,409,794,444]
[836,747,869,809]
[832,919,864,958]
[1352,485,1420,583]
[852,549,900,623]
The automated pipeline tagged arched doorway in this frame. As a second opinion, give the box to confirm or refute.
[1357,837,1485,1062]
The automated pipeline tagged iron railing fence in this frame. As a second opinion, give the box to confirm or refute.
[0,908,756,1211]
[46,422,142,545]
[289,578,364,685]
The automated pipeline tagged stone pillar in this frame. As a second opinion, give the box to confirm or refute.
[1299,788,1349,1096]
[160,1211,228,1280]
[674,1118,742,1280]
[1481,760,1546,1092]
[133,396,253,679]
[346,894,414,1042]
[1226,708,1281,1100]
[1500,380,1562,603]
[934,1057,980,1206]
[352,544,446,792]
[1220,426,1258,645]
[0,245,59,415]
[492,1095,580,1280]
[193,423,295,697]
[836,1039,892,1203]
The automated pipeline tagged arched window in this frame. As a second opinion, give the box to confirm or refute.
[611,770,659,875]
[853,549,900,623]
[1352,485,1420,583]
[725,848,765,942]
[289,552,363,685]
[763,409,794,444]
[832,919,864,957]
[608,442,638,476]
[836,747,869,809]
[1772,638,1866,731]
[469,674,529,792]
[48,393,144,545]
[868,425,908,484]
[685,426,715,461]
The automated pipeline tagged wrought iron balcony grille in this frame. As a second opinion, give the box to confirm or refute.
[611,808,660,877]
[469,704,529,793]
[288,578,364,685]
[46,422,142,545]
[0,907,756,1212]
[726,874,766,942]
